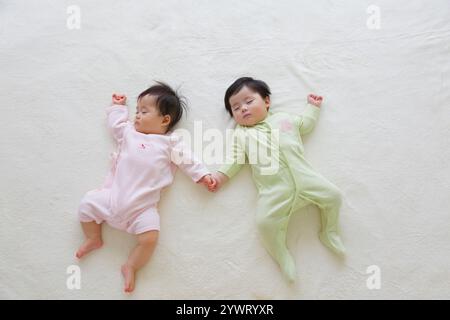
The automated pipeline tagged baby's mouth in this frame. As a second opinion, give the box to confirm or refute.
[243,113,251,118]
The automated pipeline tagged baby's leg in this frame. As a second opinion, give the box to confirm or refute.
[77,189,111,259]
[76,221,103,259]
[256,193,297,282]
[297,174,345,256]
[121,231,158,293]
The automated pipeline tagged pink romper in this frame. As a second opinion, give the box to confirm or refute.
[78,105,210,234]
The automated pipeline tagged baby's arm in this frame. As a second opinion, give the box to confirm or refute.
[170,135,212,186]
[106,93,129,142]
[209,129,246,192]
[298,94,323,136]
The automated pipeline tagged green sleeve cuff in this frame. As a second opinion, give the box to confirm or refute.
[218,163,242,179]
[303,103,321,120]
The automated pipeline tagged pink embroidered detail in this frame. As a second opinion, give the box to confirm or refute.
[280,120,293,132]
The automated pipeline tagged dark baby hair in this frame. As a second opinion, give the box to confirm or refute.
[138,81,187,131]
[224,77,271,116]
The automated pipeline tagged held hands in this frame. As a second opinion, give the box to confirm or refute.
[112,93,127,105]
[307,94,323,107]
[197,174,216,190]
[197,172,228,192]
[207,172,228,192]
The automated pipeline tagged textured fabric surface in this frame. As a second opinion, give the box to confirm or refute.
[1,0,449,299]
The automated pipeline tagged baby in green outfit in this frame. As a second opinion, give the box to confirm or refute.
[209,77,345,281]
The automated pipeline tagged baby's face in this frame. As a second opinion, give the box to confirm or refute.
[134,95,170,134]
[229,86,270,126]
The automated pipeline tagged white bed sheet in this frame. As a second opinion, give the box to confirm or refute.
[1,0,449,299]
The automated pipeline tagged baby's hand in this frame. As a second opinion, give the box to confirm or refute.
[112,93,127,105]
[208,172,228,193]
[197,174,216,190]
[307,94,323,107]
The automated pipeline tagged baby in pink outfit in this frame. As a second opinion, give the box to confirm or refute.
[76,82,213,293]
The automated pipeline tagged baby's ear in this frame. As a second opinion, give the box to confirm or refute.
[162,114,171,127]
[264,96,271,108]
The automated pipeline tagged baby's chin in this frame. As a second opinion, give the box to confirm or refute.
[134,124,167,135]
[237,116,265,127]
[134,124,148,134]
[134,124,142,132]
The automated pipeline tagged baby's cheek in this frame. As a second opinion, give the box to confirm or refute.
[142,117,153,125]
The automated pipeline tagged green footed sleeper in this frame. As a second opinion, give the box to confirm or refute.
[219,103,345,282]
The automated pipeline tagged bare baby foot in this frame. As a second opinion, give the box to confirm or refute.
[121,265,136,293]
[75,238,103,259]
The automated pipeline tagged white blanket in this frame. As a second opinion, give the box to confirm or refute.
[1,0,449,299]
